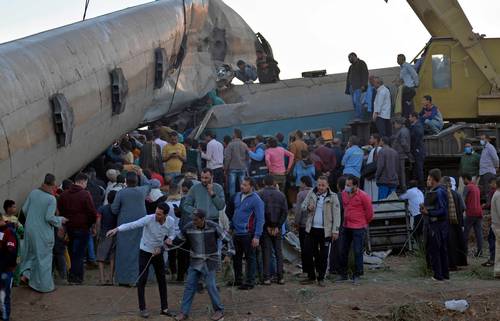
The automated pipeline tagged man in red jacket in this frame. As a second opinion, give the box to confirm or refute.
[58,173,98,284]
[337,175,374,284]
[462,174,483,257]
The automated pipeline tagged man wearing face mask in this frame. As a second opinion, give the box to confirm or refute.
[479,135,499,199]
[337,175,374,284]
[458,142,480,196]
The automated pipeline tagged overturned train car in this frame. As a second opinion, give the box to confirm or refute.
[0,0,257,203]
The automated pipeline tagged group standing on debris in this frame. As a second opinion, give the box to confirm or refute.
[1,51,500,321]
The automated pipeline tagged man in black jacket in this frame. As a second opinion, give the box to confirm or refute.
[409,112,426,188]
[345,52,369,120]
[258,175,288,285]
[256,50,280,84]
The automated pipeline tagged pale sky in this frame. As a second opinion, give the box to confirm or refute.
[1,0,498,79]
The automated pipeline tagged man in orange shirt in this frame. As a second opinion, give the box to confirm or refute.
[288,130,308,166]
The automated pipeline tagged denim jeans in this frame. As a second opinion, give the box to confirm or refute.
[87,232,96,262]
[0,272,13,321]
[377,185,396,200]
[262,232,284,280]
[68,229,89,282]
[340,228,366,277]
[181,266,223,316]
[351,87,362,119]
[233,234,256,286]
[423,119,442,135]
[228,169,246,198]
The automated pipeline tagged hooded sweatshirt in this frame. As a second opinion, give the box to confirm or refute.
[58,184,98,230]
[293,160,316,187]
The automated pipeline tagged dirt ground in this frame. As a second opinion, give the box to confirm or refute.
[11,255,500,321]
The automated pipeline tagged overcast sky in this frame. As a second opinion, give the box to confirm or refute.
[0,0,498,79]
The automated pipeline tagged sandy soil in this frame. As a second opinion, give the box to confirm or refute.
[11,255,500,321]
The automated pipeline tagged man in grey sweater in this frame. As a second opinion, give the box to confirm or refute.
[375,136,400,200]
[183,168,225,224]
[224,128,249,197]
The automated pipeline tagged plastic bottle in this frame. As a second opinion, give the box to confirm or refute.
[445,299,469,312]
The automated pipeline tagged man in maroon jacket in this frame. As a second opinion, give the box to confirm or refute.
[58,173,97,284]
[462,174,483,257]
[314,138,337,185]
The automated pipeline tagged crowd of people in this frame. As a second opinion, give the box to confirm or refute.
[1,52,500,321]
[1,116,499,320]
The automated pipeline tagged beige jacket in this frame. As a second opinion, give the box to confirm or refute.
[301,188,341,238]
[491,190,500,231]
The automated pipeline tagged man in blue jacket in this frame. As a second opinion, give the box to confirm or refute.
[420,168,450,281]
[228,177,264,290]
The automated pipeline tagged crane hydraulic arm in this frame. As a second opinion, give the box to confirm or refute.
[406,0,500,94]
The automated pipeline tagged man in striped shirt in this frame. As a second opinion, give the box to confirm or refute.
[167,209,234,321]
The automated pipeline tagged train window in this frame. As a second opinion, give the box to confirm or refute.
[432,54,451,89]
[50,93,74,148]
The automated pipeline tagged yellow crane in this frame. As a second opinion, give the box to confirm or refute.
[400,0,500,119]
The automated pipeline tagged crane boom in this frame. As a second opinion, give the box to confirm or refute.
[407,0,500,93]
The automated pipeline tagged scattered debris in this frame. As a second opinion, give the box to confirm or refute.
[445,299,469,313]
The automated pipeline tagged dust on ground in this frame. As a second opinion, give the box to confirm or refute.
[11,255,500,321]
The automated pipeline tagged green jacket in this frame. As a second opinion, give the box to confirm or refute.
[183,183,225,222]
[459,152,480,176]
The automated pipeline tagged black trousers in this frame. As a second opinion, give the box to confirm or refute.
[412,154,425,188]
[402,86,416,118]
[375,117,392,138]
[138,250,168,311]
[328,231,342,274]
[304,228,330,281]
[427,221,450,280]
[212,167,225,188]
[233,234,257,286]
[177,243,191,281]
[298,227,309,274]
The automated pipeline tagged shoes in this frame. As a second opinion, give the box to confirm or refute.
[431,277,443,282]
[335,275,348,283]
[474,250,483,258]
[237,284,254,290]
[277,278,285,285]
[317,280,326,287]
[161,309,176,317]
[139,310,150,318]
[226,280,242,287]
[67,276,83,285]
[299,278,315,285]
[352,276,360,285]
[210,310,224,321]
[482,260,494,267]
[175,312,188,321]
[263,280,272,286]
[86,261,98,270]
